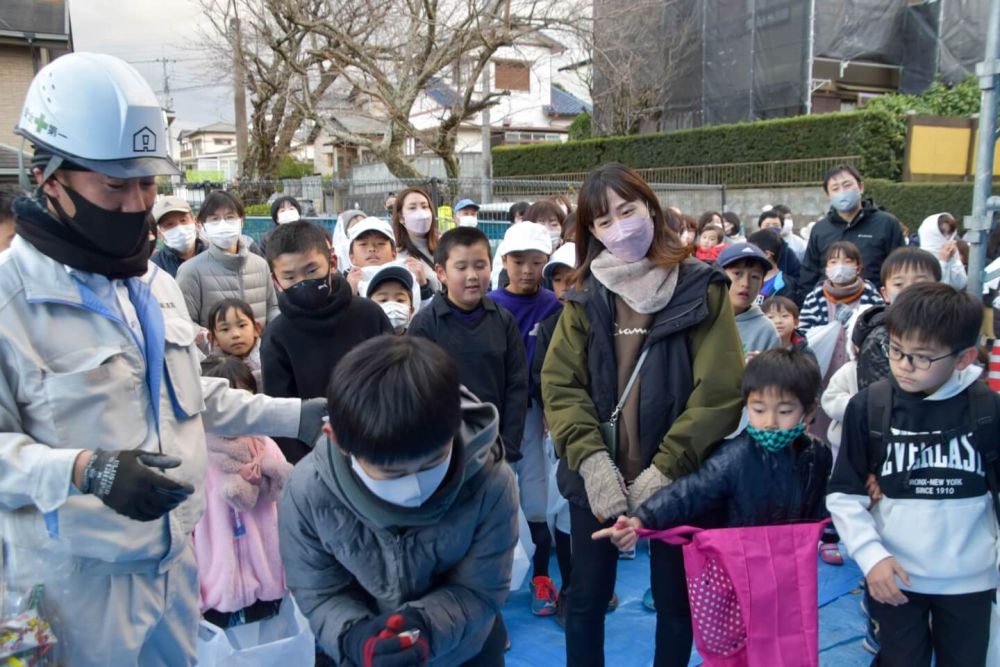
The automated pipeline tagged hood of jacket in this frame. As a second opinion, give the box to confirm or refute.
[918,212,953,257]
[312,387,502,529]
[735,303,767,323]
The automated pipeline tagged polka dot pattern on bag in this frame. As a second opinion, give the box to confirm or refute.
[686,558,747,657]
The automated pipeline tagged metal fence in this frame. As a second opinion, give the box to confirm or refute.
[328,177,727,224]
[163,176,726,232]
[502,156,862,189]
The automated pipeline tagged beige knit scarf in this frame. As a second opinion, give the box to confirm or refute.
[590,251,679,314]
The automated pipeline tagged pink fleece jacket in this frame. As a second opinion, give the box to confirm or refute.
[193,433,292,613]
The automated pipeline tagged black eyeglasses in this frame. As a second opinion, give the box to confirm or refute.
[881,341,960,371]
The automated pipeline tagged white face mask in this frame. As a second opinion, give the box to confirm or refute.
[277,208,300,224]
[203,219,242,250]
[350,448,452,508]
[548,228,562,250]
[457,215,478,228]
[379,300,412,332]
[781,219,794,237]
[403,210,432,235]
[826,264,858,284]
[162,223,197,252]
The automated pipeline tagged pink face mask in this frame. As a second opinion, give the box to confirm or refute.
[403,210,432,235]
[597,215,654,263]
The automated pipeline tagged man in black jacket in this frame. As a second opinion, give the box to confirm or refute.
[799,165,904,293]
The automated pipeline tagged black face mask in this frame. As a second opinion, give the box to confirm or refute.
[280,275,331,310]
[48,181,151,259]
[13,183,152,280]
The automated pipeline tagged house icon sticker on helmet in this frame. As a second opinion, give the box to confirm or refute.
[133,126,156,153]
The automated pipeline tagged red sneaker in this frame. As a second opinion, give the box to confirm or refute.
[530,576,559,616]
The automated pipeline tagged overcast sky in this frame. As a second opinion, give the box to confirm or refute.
[70,0,234,133]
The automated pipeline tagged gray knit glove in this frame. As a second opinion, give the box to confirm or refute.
[579,451,628,522]
[627,465,672,514]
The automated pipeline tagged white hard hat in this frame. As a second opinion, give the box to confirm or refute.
[15,52,180,179]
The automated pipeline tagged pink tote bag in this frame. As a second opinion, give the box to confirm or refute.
[638,520,828,667]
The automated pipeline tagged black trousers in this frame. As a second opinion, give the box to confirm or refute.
[459,614,506,667]
[565,503,692,667]
[869,589,994,667]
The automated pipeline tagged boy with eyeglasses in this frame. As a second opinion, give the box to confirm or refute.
[827,282,1000,667]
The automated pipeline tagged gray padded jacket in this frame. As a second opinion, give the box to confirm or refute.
[175,237,279,327]
[278,388,518,665]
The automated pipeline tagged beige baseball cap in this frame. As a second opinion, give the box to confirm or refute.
[152,195,192,224]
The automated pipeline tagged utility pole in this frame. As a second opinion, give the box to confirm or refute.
[480,60,492,206]
[160,58,174,110]
[231,17,249,180]
[965,0,1000,299]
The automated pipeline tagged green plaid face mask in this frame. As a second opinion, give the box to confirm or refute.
[747,422,806,453]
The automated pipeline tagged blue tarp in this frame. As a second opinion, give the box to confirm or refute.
[503,545,872,666]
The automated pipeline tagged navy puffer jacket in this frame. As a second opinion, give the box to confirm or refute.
[635,432,832,530]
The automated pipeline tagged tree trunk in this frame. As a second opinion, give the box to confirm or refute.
[378,125,424,180]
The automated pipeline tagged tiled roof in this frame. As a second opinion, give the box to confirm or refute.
[545,85,592,116]
[425,78,460,108]
[0,0,69,36]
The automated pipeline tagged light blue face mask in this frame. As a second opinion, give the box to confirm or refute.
[350,448,452,508]
[830,189,861,214]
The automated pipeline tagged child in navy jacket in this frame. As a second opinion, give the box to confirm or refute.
[594,349,831,542]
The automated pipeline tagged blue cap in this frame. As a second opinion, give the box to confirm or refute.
[716,242,772,270]
[454,198,479,212]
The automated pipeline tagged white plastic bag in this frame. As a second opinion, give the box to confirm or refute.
[510,508,535,592]
[196,595,315,667]
[544,434,570,535]
[805,321,842,377]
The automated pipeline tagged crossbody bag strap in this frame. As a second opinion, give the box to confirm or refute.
[610,348,650,427]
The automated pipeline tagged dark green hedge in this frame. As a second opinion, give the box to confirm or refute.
[493,110,903,182]
[865,179,975,232]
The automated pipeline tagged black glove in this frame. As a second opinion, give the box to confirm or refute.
[297,398,328,448]
[80,450,194,522]
[342,611,430,667]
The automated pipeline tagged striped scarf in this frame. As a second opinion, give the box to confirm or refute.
[822,277,866,304]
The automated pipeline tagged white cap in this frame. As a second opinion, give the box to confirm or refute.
[543,242,577,280]
[497,221,552,257]
[151,195,192,224]
[348,217,396,246]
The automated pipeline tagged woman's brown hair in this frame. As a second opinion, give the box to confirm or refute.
[391,187,439,263]
[571,163,688,286]
[524,199,566,226]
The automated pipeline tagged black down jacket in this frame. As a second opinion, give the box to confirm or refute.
[634,432,832,530]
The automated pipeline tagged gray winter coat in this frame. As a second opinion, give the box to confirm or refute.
[734,304,782,355]
[175,237,279,327]
[278,388,518,665]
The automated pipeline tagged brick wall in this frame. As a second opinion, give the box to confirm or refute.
[0,45,36,150]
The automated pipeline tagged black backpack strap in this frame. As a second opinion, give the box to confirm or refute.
[968,380,1000,521]
[866,379,893,476]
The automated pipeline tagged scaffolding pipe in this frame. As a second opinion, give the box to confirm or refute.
[966,0,1000,299]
